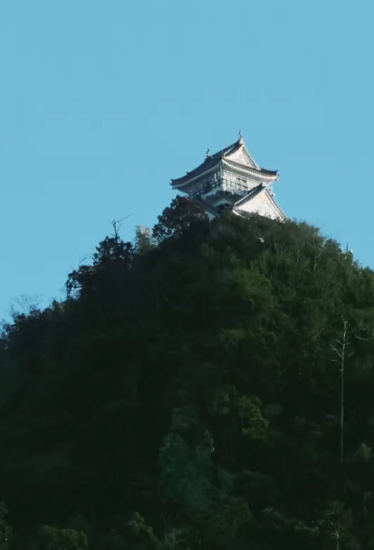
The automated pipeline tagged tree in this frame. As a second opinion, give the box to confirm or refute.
[36,526,88,550]
[126,512,160,549]
[0,503,11,550]
[331,318,350,464]
[134,226,156,254]
[3,199,374,547]
[66,234,134,298]
[152,196,208,242]
[318,501,360,550]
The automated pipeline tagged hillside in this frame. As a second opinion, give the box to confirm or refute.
[1,197,374,549]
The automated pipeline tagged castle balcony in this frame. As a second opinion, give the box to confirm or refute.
[185,177,253,201]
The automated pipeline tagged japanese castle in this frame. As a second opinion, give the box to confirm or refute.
[171,133,286,221]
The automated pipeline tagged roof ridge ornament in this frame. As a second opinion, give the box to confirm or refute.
[206,148,210,158]
[238,131,244,145]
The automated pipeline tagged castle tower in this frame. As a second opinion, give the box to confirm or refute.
[170,134,286,221]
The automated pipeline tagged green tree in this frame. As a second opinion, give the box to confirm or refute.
[0,503,11,550]
[37,526,88,550]
[152,196,208,242]
[2,201,374,547]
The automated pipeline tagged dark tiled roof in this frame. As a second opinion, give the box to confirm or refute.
[171,138,277,187]
[224,159,278,178]
[171,139,244,187]
[190,183,286,221]
[208,138,243,160]
[194,196,220,217]
[171,157,221,187]
[234,184,265,207]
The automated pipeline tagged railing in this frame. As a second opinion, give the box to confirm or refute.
[186,177,251,199]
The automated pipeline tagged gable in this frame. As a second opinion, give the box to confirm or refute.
[226,146,257,169]
[236,189,283,221]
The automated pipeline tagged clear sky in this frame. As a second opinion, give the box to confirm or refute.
[1,0,373,317]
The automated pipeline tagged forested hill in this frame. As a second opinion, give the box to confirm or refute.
[1,197,374,549]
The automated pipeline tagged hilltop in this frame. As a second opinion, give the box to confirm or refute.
[1,197,374,549]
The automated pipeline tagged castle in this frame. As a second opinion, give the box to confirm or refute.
[170,134,285,221]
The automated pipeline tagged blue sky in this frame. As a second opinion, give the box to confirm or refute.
[1,0,373,317]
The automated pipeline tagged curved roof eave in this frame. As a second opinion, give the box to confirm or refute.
[171,160,221,188]
[223,159,278,180]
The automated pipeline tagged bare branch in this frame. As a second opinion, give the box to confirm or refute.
[331,318,349,464]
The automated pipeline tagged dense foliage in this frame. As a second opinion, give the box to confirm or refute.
[1,196,374,548]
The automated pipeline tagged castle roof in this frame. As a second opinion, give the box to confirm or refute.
[234,184,286,221]
[171,136,278,188]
